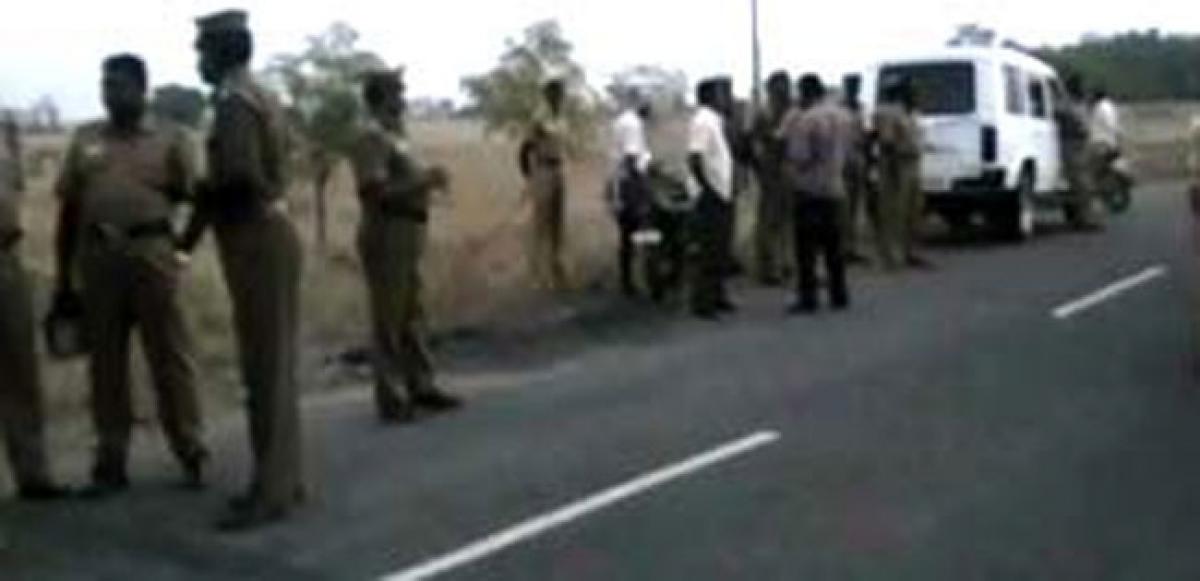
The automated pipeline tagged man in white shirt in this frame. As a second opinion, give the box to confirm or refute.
[1090,88,1122,153]
[610,93,654,296]
[1190,115,1200,216]
[611,96,653,178]
[688,78,735,318]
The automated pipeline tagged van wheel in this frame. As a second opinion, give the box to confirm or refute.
[994,169,1036,242]
[941,209,973,233]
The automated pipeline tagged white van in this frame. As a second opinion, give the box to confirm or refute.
[862,44,1067,240]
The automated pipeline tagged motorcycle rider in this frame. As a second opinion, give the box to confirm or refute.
[610,90,655,297]
[1089,86,1129,208]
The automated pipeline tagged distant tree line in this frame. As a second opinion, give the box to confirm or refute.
[1035,30,1200,101]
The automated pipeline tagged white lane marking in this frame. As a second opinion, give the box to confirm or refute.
[1053,265,1169,320]
[381,431,781,581]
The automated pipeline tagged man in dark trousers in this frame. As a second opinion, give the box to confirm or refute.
[180,10,306,531]
[783,74,851,313]
[687,79,735,319]
[841,74,872,265]
[715,77,749,283]
[610,93,654,297]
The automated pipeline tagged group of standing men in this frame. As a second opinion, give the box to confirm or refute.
[609,70,932,319]
[608,64,1125,321]
[0,9,460,532]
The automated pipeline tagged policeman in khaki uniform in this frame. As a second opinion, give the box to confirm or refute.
[179,10,305,531]
[1,114,69,501]
[351,70,462,423]
[54,55,207,497]
[874,78,932,270]
[1190,116,1200,213]
[840,74,872,265]
[1056,75,1101,231]
[750,71,794,286]
[521,77,570,291]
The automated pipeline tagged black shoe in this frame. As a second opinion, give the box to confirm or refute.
[758,274,784,287]
[412,390,463,413]
[216,502,292,533]
[692,308,720,320]
[904,255,934,270]
[17,482,73,502]
[846,252,871,266]
[716,299,738,313]
[227,485,306,513]
[80,476,130,500]
[378,400,417,424]
[181,453,209,490]
[228,492,255,512]
[831,299,851,312]
[788,302,818,316]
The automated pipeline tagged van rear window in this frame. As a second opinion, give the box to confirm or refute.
[878,62,975,115]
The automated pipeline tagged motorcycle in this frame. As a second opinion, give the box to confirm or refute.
[610,164,693,302]
[1095,147,1134,214]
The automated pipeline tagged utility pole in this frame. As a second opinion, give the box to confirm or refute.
[751,0,763,109]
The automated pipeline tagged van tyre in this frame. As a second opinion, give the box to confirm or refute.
[993,169,1036,242]
[941,209,973,234]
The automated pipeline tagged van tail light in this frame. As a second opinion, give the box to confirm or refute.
[981,125,998,163]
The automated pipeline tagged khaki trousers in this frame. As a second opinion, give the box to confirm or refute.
[214,212,304,509]
[80,236,204,479]
[0,251,52,490]
[357,217,435,410]
[527,166,567,290]
[878,159,924,267]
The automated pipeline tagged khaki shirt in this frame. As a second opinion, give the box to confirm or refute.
[782,99,850,199]
[751,105,790,178]
[528,106,568,167]
[351,118,432,222]
[874,103,922,164]
[842,103,868,172]
[0,129,22,240]
[1188,117,1200,182]
[1055,99,1091,148]
[204,67,289,220]
[56,117,194,229]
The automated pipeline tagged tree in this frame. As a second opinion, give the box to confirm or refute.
[263,22,386,249]
[29,96,61,134]
[1035,31,1200,101]
[151,85,206,128]
[606,65,689,115]
[461,20,600,150]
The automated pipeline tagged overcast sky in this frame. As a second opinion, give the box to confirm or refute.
[1,0,1196,119]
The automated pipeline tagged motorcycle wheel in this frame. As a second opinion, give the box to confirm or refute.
[1104,181,1133,214]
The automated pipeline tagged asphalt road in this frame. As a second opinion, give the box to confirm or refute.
[2,183,1197,581]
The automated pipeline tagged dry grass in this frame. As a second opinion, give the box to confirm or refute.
[1121,101,1200,180]
[11,119,667,428]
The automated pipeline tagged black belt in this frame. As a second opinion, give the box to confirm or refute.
[89,219,173,242]
[378,199,428,224]
[0,230,21,251]
[127,220,173,239]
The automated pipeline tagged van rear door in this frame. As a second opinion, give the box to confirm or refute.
[878,61,981,193]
